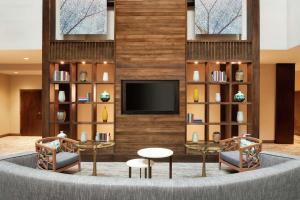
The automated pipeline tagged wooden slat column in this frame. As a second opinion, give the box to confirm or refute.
[115,0,187,155]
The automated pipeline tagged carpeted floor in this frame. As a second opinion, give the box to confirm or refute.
[68,162,235,179]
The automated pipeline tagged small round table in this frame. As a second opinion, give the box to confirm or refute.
[137,148,173,179]
[126,158,154,178]
[77,141,115,176]
[185,141,221,177]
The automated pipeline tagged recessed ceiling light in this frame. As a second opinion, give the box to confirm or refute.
[238,61,242,65]
[24,57,29,60]
[194,61,199,65]
[216,61,220,65]
[81,61,86,64]
[13,72,19,74]
[60,61,65,64]
[103,61,108,64]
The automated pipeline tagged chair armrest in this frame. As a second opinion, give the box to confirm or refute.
[239,143,262,168]
[35,143,57,170]
[220,137,239,151]
[61,138,79,153]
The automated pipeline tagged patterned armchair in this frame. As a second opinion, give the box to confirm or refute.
[219,136,262,172]
[35,137,80,172]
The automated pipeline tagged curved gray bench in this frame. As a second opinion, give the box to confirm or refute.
[0,151,299,200]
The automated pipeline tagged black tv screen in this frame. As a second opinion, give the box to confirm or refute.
[122,80,179,114]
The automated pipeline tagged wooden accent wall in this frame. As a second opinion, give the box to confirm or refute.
[275,64,295,144]
[115,0,187,155]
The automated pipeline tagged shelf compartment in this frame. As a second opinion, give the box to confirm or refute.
[96,63,115,82]
[96,84,114,103]
[97,104,114,123]
[186,123,205,141]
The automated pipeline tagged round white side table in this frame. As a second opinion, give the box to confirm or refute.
[137,148,174,179]
[126,158,154,178]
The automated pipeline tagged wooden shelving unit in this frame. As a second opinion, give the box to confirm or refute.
[186,61,253,141]
[49,63,115,141]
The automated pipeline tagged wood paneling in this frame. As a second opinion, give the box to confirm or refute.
[275,64,295,144]
[49,41,115,63]
[295,92,300,136]
[115,0,186,155]
[187,41,252,61]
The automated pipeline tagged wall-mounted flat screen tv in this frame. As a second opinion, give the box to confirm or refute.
[122,80,179,114]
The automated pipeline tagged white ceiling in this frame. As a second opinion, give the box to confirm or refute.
[0,63,41,75]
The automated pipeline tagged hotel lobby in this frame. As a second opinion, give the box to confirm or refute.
[0,0,300,199]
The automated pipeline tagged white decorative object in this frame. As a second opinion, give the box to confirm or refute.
[95,132,100,142]
[79,71,88,82]
[57,131,67,138]
[193,71,200,82]
[103,72,109,82]
[192,132,199,143]
[80,132,87,143]
[57,111,66,122]
[215,93,221,102]
[237,111,244,123]
[58,91,66,103]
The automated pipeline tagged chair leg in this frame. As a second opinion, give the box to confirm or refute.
[145,168,147,178]
[140,168,142,179]
[78,161,81,171]
[219,162,221,170]
[129,167,132,178]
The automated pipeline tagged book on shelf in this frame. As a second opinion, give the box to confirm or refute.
[96,132,111,142]
[78,97,89,103]
[211,71,227,82]
[53,70,70,82]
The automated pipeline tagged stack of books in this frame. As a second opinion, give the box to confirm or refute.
[187,113,203,124]
[193,118,203,123]
[211,71,227,82]
[53,70,70,82]
[78,97,89,103]
[96,132,111,142]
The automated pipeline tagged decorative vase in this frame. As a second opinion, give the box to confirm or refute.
[100,91,110,102]
[58,91,66,103]
[234,91,245,102]
[213,132,221,143]
[215,93,221,102]
[235,70,244,82]
[79,71,88,82]
[80,132,87,143]
[102,106,108,122]
[95,132,100,142]
[193,88,199,102]
[103,72,109,82]
[193,71,200,82]
[237,111,244,123]
[57,131,67,138]
[57,111,66,122]
[192,132,199,143]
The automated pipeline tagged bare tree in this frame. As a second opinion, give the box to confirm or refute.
[195,0,242,34]
[59,0,106,35]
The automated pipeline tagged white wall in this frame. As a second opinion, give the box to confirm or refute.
[0,0,300,50]
[260,0,287,50]
[0,0,42,50]
[0,74,10,135]
[287,0,300,48]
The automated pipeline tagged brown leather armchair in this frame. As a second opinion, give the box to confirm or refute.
[219,136,262,172]
[35,137,80,172]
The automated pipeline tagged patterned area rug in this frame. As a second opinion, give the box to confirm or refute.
[71,162,235,179]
